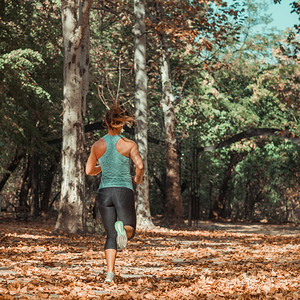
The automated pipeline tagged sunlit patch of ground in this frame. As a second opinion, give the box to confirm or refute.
[0,219,299,299]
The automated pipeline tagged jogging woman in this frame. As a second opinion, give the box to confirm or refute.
[85,104,144,283]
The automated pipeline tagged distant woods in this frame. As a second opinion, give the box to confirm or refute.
[0,0,299,229]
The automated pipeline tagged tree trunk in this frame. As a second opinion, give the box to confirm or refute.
[0,152,23,193]
[134,0,154,230]
[55,0,93,234]
[244,182,262,221]
[41,153,60,213]
[18,160,31,220]
[159,33,184,224]
[29,152,40,217]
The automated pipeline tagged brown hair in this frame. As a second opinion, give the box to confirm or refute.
[105,103,135,129]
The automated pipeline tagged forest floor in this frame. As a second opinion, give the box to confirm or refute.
[0,217,299,299]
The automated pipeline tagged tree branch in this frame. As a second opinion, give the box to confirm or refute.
[198,128,300,152]
[0,152,24,193]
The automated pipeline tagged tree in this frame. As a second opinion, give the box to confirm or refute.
[155,1,184,224]
[55,0,93,234]
[133,0,155,229]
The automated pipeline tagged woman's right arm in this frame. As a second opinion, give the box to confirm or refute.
[130,143,144,184]
[86,144,102,175]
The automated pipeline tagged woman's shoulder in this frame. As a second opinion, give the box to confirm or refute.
[94,137,106,146]
[92,138,107,158]
[120,136,137,146]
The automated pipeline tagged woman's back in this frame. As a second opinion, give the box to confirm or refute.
[98,135,133,190]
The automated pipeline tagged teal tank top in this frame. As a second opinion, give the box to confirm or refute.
[98,135,133,191]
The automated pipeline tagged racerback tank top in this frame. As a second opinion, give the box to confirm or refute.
[98,135,133,191]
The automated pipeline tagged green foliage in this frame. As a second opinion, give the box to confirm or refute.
[0,1,62,213]
[174,7,299,221]
[0,49,50,100]
[231,139,299,221]
[0,1,62,151]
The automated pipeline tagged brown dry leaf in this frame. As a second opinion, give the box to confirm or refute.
[0,220,299,299]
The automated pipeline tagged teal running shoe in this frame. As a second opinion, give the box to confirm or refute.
[115,220,128,249]
[104,271,115,283]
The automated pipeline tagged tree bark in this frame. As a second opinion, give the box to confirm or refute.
[157,6,184,224]
[134,0,155,230]
[55,0,93,234]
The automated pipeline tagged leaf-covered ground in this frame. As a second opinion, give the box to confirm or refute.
[0,219,299,299]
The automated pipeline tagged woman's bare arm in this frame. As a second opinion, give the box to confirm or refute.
[86,144,102,175]
[130,142,144,184]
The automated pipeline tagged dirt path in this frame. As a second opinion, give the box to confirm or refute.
[0,220,299,299]
[187,221,300,236]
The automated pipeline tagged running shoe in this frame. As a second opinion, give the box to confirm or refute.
[115,220,128,249]
[104,271,115,283]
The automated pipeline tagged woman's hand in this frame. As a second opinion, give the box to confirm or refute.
[132,176,143,185]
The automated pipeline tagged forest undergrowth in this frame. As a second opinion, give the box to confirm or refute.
[0,218,299,299]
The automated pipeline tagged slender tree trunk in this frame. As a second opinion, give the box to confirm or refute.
[134,0,154,230]
[0,152,23,193]
[244,182,262,221]
[159,34,184,224]
[30,152,40,217]
[41,173,54,214]
[18,160,31,219]
[55,0,93,234]
[41,156,59,213]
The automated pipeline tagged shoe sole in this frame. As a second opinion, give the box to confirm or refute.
[115,221,128,249]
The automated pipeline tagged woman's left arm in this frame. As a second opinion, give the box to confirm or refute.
[86,144,102,175]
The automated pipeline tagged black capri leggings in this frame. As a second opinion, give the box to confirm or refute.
[96,187,136,250]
